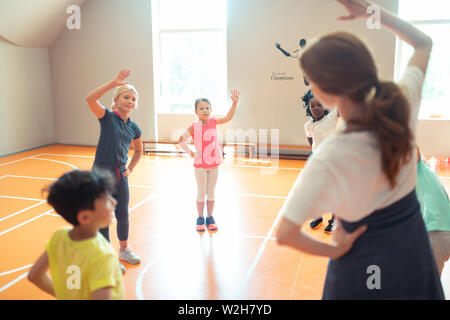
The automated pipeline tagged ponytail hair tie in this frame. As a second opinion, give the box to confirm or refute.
[365,85,377,105]
[365,79,380,105]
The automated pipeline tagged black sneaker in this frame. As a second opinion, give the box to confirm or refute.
[310,217,323,229]
[196,217,205,232]
[205,216,218,231]
[324,220,334,234]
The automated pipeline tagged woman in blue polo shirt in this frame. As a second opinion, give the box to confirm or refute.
[86,69,143,269]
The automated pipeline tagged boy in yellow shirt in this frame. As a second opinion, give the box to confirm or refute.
[28,170,125,300]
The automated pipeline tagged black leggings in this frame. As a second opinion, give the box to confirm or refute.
[94,165,130,242]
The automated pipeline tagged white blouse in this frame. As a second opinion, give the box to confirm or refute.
[305,108,339,152]
[282,66,425,224]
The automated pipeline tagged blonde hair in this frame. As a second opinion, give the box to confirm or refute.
[111,84,139,110]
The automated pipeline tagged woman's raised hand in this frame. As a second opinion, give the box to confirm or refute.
[336,0,371,21]
[112,69,131,86]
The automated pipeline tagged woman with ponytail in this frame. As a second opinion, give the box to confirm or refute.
[277,0,444,299]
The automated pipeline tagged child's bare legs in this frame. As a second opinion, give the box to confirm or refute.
[194,167,219,230]
[206,200,214,218]
[205,168,218,230]
[197,201,205,218]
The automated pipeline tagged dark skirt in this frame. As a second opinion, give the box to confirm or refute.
[322,190,444,300]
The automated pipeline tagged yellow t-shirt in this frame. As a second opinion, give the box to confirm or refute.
[46,227,125,300]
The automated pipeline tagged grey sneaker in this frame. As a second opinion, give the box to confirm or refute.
[119,262,126,274]
[119,246,141,264]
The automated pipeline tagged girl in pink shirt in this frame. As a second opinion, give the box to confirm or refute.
[179,89,240,231]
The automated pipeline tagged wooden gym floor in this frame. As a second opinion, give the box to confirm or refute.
[0,144,449,300]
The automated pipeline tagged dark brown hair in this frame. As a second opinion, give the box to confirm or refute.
[43,169,115,226]
[300,32,413,188]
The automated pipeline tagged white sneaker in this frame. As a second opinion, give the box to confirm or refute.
[119,246,141,264]
[119,262,126,274]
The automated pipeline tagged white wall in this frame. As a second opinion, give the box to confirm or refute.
[417,120,450,157]
[4,0,447,157]
[0,41,54,156]
[159,0,398,151]
[50,0,156,146]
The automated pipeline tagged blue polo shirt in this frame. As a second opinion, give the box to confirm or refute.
[93,109,141,169]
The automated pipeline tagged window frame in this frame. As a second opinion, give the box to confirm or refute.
[395,2,450,120]
[151,0,228,115]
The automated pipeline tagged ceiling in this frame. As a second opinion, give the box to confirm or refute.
[0,0,87,48]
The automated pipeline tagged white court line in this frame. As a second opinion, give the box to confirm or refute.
[129,184,153,189]
[3,175,56,181]
[0,200,47,223]
[0,272,28,293]
[0,195,44,202]
[0,194,157,294]
[289,254,304,300]
[0,193,156,238]
[0,154,46,167]
[234,206,286,299]
[3,175,154,189]
[227,164,301,171]
[238,193,286,200]
[38,153,303,171]
[39,153,94,159]
[241,235,277,241]
[134,236,277,300]
[30,157,78,170]
[0,264,33,277]
[0,210,54,237]
[130,193,157,212]
[0,151,292,295]
[136,258,160,300]
[45,213,60,217]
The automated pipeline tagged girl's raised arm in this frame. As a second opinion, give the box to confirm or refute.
[86,69,131,119]
[216,89,240,125]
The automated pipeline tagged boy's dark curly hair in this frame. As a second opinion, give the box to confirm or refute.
[44,169,115,226]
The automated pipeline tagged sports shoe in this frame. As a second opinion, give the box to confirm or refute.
[119,262,126,274]
[119,245,141,264]
[196,217,205,232]
[324,219,334,234]
[206,216,218,231]
[310,217,323,229]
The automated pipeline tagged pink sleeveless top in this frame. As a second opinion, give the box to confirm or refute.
[191,118,223,168]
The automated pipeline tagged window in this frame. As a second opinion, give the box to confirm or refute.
[395,0,450,119]
[151,0,227,114]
